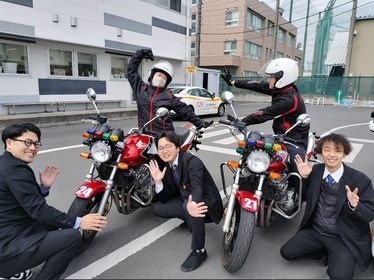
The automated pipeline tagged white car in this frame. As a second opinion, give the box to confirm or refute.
[168,86,226,117]
[370,111,374,132]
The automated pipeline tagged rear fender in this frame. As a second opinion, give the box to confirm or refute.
[74,180,106,199]
[235,190,258,213]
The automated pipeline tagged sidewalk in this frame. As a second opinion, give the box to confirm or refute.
[0,107,138,130]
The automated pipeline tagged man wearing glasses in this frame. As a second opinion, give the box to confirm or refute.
[0,123,107,280]
[149,131,223,272]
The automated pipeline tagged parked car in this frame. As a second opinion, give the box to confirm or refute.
[370,111,374,132]
[168,86,226,117]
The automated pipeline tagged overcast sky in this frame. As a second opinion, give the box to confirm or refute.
[262,0,374,70]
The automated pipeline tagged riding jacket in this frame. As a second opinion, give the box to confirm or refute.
[127,50,205,132]
[234,80,310,141]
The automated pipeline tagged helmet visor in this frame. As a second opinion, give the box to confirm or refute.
[257,60,272,77]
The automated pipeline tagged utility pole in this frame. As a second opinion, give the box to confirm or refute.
[289,0,293,23]
[301,0,311,76]
[345,0,357,76]
[195,0,202,67]
[273,0,280,59]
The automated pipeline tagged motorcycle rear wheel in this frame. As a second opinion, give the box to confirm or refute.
[68,194,108,253]
[222,202,256,273]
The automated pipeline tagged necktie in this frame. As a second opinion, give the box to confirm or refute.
[172,164,179,186]
[326,174,334,186]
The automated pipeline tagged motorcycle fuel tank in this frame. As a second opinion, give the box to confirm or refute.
[121,134,156,166]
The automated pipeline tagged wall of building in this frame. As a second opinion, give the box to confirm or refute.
[0,0,192,114]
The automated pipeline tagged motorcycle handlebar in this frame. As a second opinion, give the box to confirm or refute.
[218,119,232,125]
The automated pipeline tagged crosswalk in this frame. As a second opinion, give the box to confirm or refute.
[199,126,374,164]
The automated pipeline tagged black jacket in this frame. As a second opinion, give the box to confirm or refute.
[156,151,224,224]
[301,163,374,271]
[0,152,77,261]
[127,50,205,132]
[234,80,309,140]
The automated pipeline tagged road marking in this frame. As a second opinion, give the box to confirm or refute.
[214,137,238,144]
[321,122,369,137]
[343,143,363,163]
[348,137,374,144]
[38,144,83,154]
[201,129,231,139]
[198,144,239,156]
[66,188,230,279]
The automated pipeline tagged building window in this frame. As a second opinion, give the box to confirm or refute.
[156,0,181,12]
[276,51,284,58]
[277,28,286,44]
[243,71,259,77]
[191,13,196,34]
[225,10,239,27]
[267,21,274,37]
[245,41,261,60]
[192,0,197,4]
[191,42,196,56]
[78,52,97,77]
[0,41,29,74]
[247,10,263,34]
[288,34,295,48]
[224,41,237,55]
[111,55,129,79]
[49,49,73,76]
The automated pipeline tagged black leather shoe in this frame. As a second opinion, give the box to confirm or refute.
[179,221,188,229]
[180,249,207,272]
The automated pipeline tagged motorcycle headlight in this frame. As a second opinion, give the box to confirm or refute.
[90,141,112,162]
[247,150,270,173]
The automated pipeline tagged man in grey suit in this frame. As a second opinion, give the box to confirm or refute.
[149,131,223,272]
[0,123,107,280]
[280,133,374,279]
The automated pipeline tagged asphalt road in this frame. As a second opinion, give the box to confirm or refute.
[3,102,374,279]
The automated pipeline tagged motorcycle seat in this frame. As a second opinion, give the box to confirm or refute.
[174,126,190,143]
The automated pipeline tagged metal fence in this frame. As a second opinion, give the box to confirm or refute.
[219,76,374,101]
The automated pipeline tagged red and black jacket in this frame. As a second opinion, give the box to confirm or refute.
[234,79,310,140]
[127,50,205,133]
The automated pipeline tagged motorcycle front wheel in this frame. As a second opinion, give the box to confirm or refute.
[68,194,110,253]
[222,202,256,273]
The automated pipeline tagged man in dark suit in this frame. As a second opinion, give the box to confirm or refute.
[149,131,223,272]
[0,123,107,280]
[280,133,374,279]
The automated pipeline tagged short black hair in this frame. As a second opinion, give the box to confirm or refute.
[2,123,41,149]
[154,131,180,148]
[314,133,352,155]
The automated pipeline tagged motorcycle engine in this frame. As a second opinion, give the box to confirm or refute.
[273,185,298,214]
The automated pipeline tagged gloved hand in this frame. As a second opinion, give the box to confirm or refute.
[220,67,233,86]
[141,49,154,61]
[199,120,214,129]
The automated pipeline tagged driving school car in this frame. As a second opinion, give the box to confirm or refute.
[168,86,226,117]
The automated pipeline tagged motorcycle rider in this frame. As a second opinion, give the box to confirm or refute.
[127,49,213,133]
[220,58,310,181]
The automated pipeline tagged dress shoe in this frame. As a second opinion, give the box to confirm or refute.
[0,270,33,280]
[180,249,207,272]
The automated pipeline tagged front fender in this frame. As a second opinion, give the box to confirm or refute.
[235,190,258,213]
[74,180,106,199]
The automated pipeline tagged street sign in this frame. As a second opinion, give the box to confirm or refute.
[186,66,197,73]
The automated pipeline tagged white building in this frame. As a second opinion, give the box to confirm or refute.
[0,0,192,114]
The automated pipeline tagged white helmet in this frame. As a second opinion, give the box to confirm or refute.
[148,60,174,87]
[264,58,299,89]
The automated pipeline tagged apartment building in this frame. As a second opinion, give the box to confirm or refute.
[191,0,302,77]
[0,0,192,114]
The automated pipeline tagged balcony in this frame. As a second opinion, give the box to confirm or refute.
[200,55,241,67]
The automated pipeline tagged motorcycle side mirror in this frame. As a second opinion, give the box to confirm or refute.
[86,88,97,101]
[297,114,311,126]
[155,107,169,118]
[221,91,234,104]
[371,111,374,118]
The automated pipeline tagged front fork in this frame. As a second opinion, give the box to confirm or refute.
[221,161,266,233]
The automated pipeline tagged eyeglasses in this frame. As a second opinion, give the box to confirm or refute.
[158,144,174,152]
[12,138,42,149]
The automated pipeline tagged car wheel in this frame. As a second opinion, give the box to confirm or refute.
[217,104,225,116]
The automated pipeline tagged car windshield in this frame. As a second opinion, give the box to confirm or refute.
[168,88,184,94]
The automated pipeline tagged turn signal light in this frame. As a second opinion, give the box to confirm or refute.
[82,132,91,139]
[227,160,239,169]
[268,171,281,180]
[80,152,90,159]
[117,162,129,170]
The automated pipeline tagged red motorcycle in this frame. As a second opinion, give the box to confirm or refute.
[218,91,320,273]
[68,88,203,251]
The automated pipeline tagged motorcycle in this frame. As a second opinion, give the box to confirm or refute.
[68,88,203,251]
[218,91,320,273]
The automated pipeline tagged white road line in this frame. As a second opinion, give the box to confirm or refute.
[38,144,84,154]
[348,137,374,144]
[213,137,238,145]
[66,188,230,279]
[198,144,239,156]
[321,122,369,137]
[343,143,363,163]
[201,129,231,139]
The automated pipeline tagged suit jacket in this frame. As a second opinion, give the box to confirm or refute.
[156,151,223,224]
[0,152,77,261]
[301,163,374,271]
